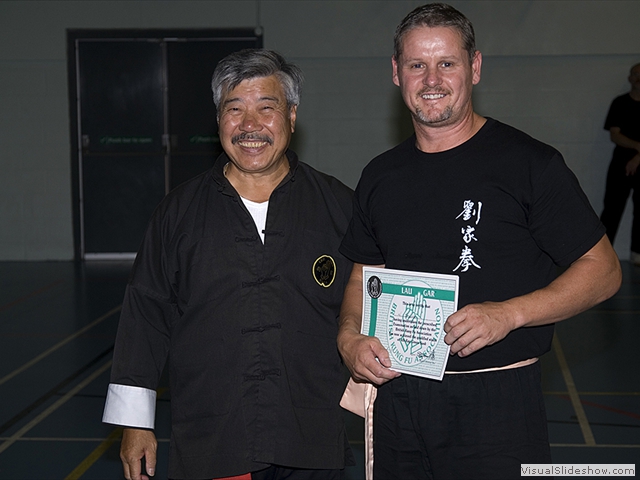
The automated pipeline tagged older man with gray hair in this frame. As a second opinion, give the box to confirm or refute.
[103,49,354,480]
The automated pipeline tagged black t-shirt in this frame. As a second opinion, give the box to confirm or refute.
[605,93,640,162]
[340,118,605,371]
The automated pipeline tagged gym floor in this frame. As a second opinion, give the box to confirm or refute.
[0,260,638,479]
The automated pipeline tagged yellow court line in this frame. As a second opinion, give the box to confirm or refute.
[0,360,113,454]
[552,333,596,446]
[545,391,640,396]
[0,305,121,387]
[64,428,122,480]
[6,438,639,448]
[65,387,169,478]
[0,436,170,442]
[551,443,640,448]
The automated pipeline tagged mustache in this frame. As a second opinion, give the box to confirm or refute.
[418,88,448,95]
[231,133,273,145]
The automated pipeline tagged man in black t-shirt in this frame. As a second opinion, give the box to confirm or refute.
[337,3,622,479]
[600,63,640,264]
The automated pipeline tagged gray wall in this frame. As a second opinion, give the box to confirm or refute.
[1,0,639,260]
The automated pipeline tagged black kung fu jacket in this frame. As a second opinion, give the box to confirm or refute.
[109,150,354,479]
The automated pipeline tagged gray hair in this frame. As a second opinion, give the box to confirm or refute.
[211,49,303,112]
[394,3,476,64]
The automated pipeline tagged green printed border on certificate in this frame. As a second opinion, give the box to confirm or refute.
[367,283,455,337]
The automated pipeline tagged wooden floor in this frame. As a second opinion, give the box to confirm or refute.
[0,260,638,479]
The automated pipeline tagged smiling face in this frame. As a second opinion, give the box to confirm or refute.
[392,25,481,131]
[218,75,296,177]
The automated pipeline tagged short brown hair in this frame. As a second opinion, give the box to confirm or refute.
[394,3,476,64]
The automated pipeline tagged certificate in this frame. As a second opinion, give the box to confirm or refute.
[362,267,459,381]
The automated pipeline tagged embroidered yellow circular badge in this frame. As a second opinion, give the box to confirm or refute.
[313,255,337,288]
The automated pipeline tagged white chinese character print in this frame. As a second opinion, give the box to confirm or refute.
[453,199,483,272]
[456,200,475,222]
[453,245,481,272]
[461,226,477,244]
[456,201,482,225]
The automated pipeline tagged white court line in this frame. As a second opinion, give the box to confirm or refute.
[552,333,596,446]
[0,360,112,454]
[0,305,121,387]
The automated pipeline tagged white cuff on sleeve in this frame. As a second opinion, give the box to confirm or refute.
[102,383,156,429]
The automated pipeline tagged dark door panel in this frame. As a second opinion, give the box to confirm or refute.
[166,39,259,189]
[79,40,164,154]
[82,155,165,253]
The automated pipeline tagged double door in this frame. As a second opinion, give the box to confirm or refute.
[69,29,262,259]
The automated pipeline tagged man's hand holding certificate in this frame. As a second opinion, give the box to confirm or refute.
[361,267,459,381]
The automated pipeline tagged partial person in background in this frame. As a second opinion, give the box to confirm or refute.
[102,49,354,480]
[600,63,640,264]
[337,3,622,479]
